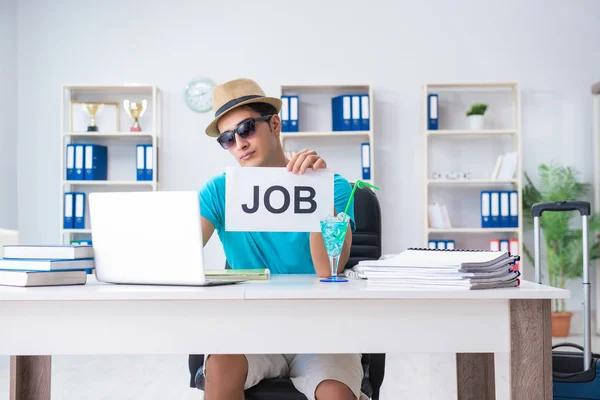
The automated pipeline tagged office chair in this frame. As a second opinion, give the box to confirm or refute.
[188,184,384,399]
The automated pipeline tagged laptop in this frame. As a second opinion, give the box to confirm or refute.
[88,190,245,286]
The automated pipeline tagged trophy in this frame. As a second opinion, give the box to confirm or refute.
[82,103,104,132]
[124,99,148,132]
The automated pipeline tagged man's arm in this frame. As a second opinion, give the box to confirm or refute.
[310,224,352,278]
[201,216,215,247]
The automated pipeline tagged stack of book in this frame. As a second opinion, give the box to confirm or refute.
[0,245,94,287]
[353,247,520,290]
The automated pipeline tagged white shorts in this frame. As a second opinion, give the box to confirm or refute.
[204,353,367,400]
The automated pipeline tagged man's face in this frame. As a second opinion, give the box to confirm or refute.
[217,107,279,167]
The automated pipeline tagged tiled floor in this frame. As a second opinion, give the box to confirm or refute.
[1,335,598,400]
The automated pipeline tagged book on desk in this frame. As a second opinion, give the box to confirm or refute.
[346,247,520,290]
[0,244,93,287]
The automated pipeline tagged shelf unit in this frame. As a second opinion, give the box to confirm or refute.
[60,84,161,245]
[422,82,523,260]
[277,84,375,186]
[592,82,600,334]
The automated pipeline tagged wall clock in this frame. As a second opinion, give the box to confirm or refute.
[184,77,215,113]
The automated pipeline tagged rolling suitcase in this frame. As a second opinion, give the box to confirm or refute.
[532,201,600,399]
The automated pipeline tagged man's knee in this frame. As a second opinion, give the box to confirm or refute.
[205,354,248,389]
[314,379,356,400]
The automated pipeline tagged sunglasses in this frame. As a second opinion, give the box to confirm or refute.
[216,115,273,149]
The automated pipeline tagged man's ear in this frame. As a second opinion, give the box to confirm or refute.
[270,114,281,137]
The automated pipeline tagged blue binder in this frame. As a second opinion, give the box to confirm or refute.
[500,191,510,227]
[428,240,436,249]
[361,142,371,180]
[361,95,370,131]
[84,144,108,180]
[280,96,290,132]
[481,191,491,228]
[351,95,361,131]
[428,94,439,130]
[136,144,146,181]
[445,240,455,250]
[66,144,75,180]
[289,96,299,132]
[490,191,500,228]
[331,95,352,131]
[63,192,74,229]
[509,191,519,227]
[74,144,85,180]
[145,144,153,181]
[74,192,85,229]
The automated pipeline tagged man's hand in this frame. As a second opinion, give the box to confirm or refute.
[286,149,327,174]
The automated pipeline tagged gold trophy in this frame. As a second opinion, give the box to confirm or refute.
[82,103,104,132]
[124,99,148,132]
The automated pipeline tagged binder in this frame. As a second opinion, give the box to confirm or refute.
[74,144,85,180]
[289,96,298,132]
[489,239,500,252]
[74,192,85,229]
[428,94,439,130]
[84,144,108,180]
[361,142,371,180]
[509,191,519,228]
[351,95,361,131]
[63,192,74,229]
[500,239,509,253]
[332,95,351,131]
[428,240,436,249]
[481,191,491,228]
[145,144,153,181]
[66,144,75,180]
[280,96,290,132]
[500,191,510,227]
[136,144,146,181]
[360,95,370,131]
[445,240,455,250]
[509,239,519,271]
[490,191,500,227]
[436,240,446,249]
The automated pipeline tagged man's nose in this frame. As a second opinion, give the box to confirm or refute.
[235,133,249,150]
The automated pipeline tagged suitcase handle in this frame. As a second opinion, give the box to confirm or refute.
[532,200,590,217]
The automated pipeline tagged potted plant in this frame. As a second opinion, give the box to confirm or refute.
[522,161,600,336]
[466,103,488,130]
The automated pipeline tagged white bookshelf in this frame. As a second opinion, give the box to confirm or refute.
[60,84,161,245]
[423,82,523,259]
[278,84,375,186]
[592,81,600,334]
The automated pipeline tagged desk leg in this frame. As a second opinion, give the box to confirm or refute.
[510,299,552,400]
[9,356,51,400]
[456,353,495,400]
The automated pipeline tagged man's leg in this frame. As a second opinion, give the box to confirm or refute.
[203,354,288,400]
[288,354,364,400]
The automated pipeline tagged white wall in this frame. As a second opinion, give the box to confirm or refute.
[0,0,17,230]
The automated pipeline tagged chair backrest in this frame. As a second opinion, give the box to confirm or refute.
[345,184,382,269]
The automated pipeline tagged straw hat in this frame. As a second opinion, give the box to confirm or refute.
[205,78,282,138]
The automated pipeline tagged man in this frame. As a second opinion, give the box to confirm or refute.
[198,78,366,400]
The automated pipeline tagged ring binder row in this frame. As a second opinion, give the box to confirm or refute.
[408,247,499,252]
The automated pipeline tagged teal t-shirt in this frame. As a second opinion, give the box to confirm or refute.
[199,172,355,275]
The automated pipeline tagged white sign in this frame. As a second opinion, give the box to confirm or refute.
[225,167,334,232]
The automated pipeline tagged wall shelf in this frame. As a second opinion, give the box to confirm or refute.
[60,84,161,244]
[423,82,523,259]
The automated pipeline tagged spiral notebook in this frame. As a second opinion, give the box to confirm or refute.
[357,247,518,272]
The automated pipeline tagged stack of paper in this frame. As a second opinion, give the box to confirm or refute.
[354,248,520,290]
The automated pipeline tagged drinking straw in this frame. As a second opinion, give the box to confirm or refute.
[344,180,380,215]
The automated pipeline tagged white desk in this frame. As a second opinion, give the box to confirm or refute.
[1,275,568,400]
